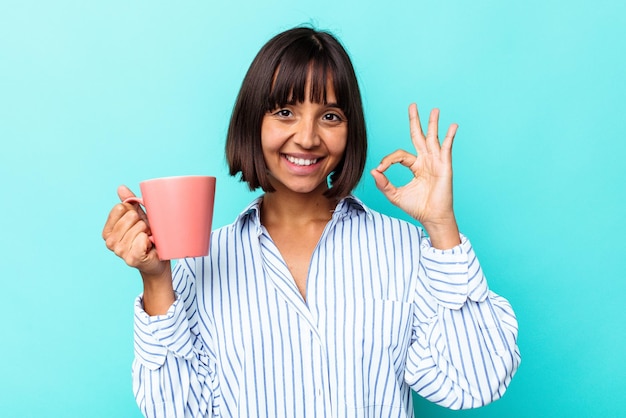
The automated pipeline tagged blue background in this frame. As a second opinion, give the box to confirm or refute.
[1,1,625,417]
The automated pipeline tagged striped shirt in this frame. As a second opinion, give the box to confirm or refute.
[133,196,520,417]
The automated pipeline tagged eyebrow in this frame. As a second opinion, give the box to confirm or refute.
[278,100,343,110]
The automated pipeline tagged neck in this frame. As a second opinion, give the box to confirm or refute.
[261,189,338,228]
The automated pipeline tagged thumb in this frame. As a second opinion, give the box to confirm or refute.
[117,185,137,202]
[117,184,149,223]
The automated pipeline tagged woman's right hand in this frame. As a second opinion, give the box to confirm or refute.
[103,186,175,315]
[102,185,169,278]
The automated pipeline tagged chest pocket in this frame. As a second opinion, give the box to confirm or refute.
[341,298,413,409]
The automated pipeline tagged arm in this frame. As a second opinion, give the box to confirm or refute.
[371,104,520,407]
[133,258,220,418]
[404,234,520,408]
[103,187,219,417]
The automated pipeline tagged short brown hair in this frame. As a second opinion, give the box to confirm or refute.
[226,26,367,199]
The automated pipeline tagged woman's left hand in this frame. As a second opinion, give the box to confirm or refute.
[371,103,461,249]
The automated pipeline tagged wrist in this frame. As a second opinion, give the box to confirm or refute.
[422,218,461,250]
[141,264,175,316]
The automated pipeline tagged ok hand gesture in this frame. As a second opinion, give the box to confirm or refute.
[371,104,461,249]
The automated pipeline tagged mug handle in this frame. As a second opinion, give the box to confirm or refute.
[123,196,143,206]
[122,196,155,244]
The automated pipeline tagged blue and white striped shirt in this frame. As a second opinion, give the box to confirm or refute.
[133,196,520,417]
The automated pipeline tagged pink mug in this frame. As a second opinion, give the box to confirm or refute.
[124,175,216,260]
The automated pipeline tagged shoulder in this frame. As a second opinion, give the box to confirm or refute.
[210,197,263,239]
[340,195,423,239]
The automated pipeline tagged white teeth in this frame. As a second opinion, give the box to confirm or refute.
[285,155,318,166]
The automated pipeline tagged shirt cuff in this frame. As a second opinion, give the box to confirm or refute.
[421,233,489,309]
[133,292,195,370]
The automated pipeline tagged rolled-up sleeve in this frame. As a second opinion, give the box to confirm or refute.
[132,260,220,418]
[405,234,520,409]
[134,294,196,369]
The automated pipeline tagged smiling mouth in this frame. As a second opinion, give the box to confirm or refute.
[283,154,320,166]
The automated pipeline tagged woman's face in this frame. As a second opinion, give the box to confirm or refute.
[261,81,347,196]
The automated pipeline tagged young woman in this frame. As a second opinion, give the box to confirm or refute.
[103,26,520,418]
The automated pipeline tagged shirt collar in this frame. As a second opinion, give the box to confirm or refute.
[232,194,372,231]
[333,194,373,220]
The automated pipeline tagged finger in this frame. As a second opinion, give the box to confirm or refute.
[117,185,137,202]
[105,205,151,253]
[102,183,145,241]
[408,103,427,154]
[102,203,132,240]
[124,232,154,267]
[370,168,399,202]
[117,184,149,223]
[441,123,458,162]
[426,108,440,153]
[121,209,152,243]
[111,213,151,259]
[103,206,138,248]
[122,227,154,266]
[375,149,418,173]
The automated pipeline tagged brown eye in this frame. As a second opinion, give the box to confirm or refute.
[323,113,342,122]
[274,109,292,117]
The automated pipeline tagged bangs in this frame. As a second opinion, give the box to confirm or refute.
[227,26,366,198]
[266,44,346,111]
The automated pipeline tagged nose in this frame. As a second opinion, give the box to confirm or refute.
[293,117,320,149]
